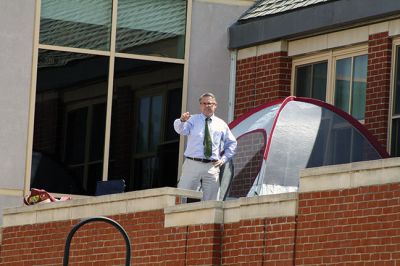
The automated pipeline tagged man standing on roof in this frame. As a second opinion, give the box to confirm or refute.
[174,92,237,201]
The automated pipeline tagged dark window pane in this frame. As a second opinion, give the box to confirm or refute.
[312,62,327,101]
[295,62,327,101]
[40,0,112,50]
[90,103,106,161]
[32,49,108,195]
[116,0,187,58]
[165,88,182,141]
[392,118,400,157]
[134,157,158,189]
[394,47,400,115]
[392,47,400,157]
[137,97,151,153]
[65,108,88,164]
[295,65,311,97]
[108,59,183,190]
[87,163,104,195]
[150,95,163,151]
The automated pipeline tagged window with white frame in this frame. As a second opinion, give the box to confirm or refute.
[295,61,327,101]
[391,44,400,157]
[293,46,368,121]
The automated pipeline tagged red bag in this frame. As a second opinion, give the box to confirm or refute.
[24,188,71,205]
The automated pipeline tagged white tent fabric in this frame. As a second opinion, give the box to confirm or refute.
[220,97,388,200]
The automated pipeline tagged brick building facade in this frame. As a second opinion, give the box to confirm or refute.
[234,30,394,151]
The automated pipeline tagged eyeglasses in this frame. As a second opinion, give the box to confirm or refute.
[200,102,216,106]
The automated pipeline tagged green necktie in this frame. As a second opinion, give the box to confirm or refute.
[204,117,212,158]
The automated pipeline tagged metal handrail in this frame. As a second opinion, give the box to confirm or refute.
[63,216,131,266]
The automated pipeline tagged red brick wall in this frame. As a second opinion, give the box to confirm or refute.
[222,218,296,265]
[235,52,291,118]
[365,32,392,150]
[222,220,267,265]
[0,210,220,266]
[296,183,400,265]
[235,56,257,117]
[186,224,222,265]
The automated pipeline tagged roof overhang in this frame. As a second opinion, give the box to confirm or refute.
[229,0,400,49]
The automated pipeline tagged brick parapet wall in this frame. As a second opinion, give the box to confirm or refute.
[1,158,400,265]
[298,158,400,265]
[235,51,291,119]
[221,217,296,265]
[187,224,222,265]
[365,31,392,150]
[296,183,400,265]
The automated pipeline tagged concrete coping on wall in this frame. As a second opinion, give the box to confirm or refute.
[4,157,398,228]
[299,157,400,193]
[164,192,298,227]
[2,187,202,228]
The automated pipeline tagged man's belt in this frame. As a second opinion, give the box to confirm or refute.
[186,157,217,163]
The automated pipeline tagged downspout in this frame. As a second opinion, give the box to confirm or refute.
[228,50,237,123]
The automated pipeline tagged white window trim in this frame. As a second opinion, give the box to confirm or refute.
[291,45,368,118]
[388,37,400,155]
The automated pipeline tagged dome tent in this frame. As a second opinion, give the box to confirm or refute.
[220,97,389,200]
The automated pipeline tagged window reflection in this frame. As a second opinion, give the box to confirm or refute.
[335,58,352,113]
[335,55,367,120]
[116,0,187,58]
[33,0,187,195]
[40,0,112,50]
[32,49,108,195]
[351,55,367,119]
[108,59,183,191]
[295,62,327,101]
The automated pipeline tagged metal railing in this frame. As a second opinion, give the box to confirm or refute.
[63,216,131,266]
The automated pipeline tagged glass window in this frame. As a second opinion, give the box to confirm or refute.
[107,58,183,191]
[116,0,187,58]
[295,61,327,101]
[33,1,188,195]
[391,46,400,156]
[395,53,400,115]
[32,50,109,195]
[293,50,367,121]
[391,119,400,156]
[40,0,112,50]
[334,55,367,120]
